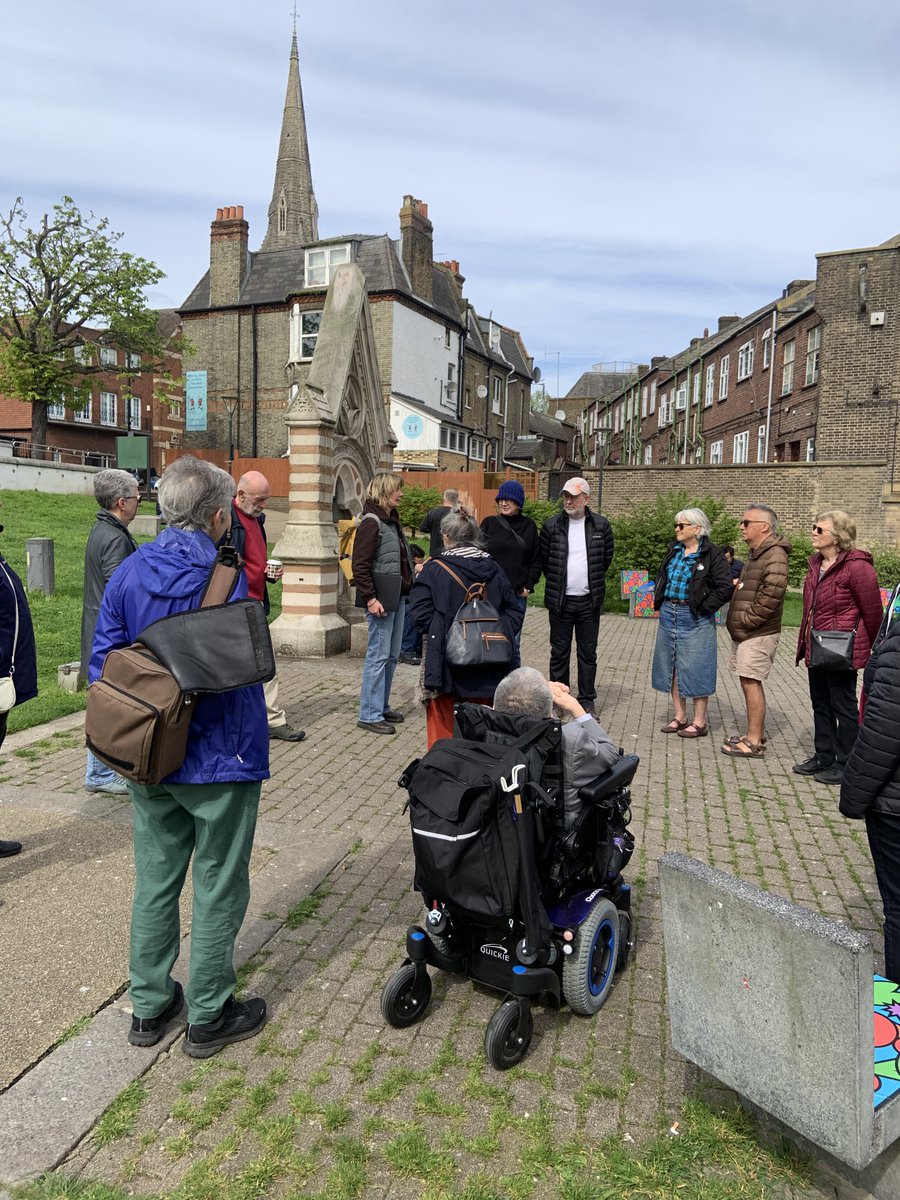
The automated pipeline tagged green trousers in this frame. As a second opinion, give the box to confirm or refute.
[128,779,261,1025]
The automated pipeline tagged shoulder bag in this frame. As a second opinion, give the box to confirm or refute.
[0,560,20,713]
[808,581,859,671]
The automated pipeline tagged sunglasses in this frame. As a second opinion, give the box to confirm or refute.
[739,519,766,527]
[812,524,831,535]
[674,523,693,531]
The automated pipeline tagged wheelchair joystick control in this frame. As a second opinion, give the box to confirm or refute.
[426,908,447,933]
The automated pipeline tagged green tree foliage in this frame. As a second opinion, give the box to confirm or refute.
[0,196,179,448]
[397,485,441,533]
[608,490,741,578]
[522,498,561,531]
[530,385,551,414]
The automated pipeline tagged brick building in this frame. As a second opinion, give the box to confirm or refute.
[0,313,184,476]
[180,32,535,470]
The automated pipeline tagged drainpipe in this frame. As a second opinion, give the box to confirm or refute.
[251,304,259,457]
[762,308,777,463]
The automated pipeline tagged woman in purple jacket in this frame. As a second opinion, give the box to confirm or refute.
[794,510,883,784]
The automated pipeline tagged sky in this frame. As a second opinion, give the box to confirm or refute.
[3,0,899,397]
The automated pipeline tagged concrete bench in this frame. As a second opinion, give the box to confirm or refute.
[658,851,900,1195]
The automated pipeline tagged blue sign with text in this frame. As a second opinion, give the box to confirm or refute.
[185,371,208,432]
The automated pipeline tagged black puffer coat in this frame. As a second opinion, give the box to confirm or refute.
[653,538,734,618]
[840,621,900,819]
[539,509,614,612]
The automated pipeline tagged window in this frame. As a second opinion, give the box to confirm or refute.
[762,328,771,369]
[127,394,141,430]
[75,399,92,423]
[304,243,350,286]
[469,437,486,461]
[492,377,502,415]
[278,192,286,234]
[643,443,652,465]
[737,340,755,381]
[74,342,93,366]
[704,363,715,406]
[692,373,701,406]
[718,354,730,400]
[465,388,471,410]
[100,391,117,426]
[439,427,466,454]
[733,431,749,463]
[641,385,648,418]
[649,382,656,414]
[658,393,669,427]
[805,326,821,386]
[709,440,724,464]
[99,346,117,368]
[806,437,816,462]
[290,307,322,360]
[757,423,767,463]
[674,383,687,411]
[781,339,795,394]
[47,399,65,420]
[444,327,451,349]
[125,352,141,373]
[170,400,183,420]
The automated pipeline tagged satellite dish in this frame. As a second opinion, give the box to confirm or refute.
[476,385,488,399]
[533,367,542,382]
[554,409,566,422]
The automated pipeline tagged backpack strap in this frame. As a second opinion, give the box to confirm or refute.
[433,558,466,590]
[199,545,244,608]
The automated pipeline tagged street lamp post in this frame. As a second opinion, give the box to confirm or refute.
[221,394,239,473]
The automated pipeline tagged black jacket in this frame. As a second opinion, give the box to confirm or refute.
[480,513,542,594]
[653,538,734,618]
[841,621,900,819]
[80,509,139,675]
[409,552,523,698]
[539,508,614,612]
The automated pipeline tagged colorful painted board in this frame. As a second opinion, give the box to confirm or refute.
[629,582,659,620]
[620,569,650,599]
[874,974,900,1109]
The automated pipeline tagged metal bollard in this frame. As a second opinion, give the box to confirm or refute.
[26,537,55,595]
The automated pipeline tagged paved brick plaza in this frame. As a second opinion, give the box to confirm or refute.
[0,609,880,1197]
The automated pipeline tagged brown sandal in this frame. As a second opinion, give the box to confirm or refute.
[721,736,765,758]
[724,734,767,748]
[678,722,708,738]
[661,718,689,733]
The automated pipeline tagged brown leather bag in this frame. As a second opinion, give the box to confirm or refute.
[84,549,242,786]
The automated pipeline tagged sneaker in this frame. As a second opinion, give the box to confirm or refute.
[357,719,396,735]
[128,981,185,1047]
[793,756,831,776]
[382,708,405,723]
[814,764,844,785]
[183,995,267,1059]
[269,724,306,742]
[398,652,421,665]
[85,782,129,796]
[0,840,22,858]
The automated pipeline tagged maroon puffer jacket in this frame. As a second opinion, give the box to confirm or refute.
[796,548,884,669]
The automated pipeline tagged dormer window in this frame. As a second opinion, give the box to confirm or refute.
[304,244,350,287]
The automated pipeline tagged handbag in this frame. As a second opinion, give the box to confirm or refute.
[0,560,20,714]
[434,560,512,669]
[808,584,859,671]
[138,600,275,692]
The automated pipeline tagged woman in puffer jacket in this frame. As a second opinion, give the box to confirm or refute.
[841,617,900,982]
[793,510,883,784]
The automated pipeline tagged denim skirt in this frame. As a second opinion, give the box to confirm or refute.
[651,601,718,698]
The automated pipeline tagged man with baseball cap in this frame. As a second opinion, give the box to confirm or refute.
[538,477,614,713]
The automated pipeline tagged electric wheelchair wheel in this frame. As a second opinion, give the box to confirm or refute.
[485,999,533,1070]
[563,896,618,1015]
[616,910,634,972]
[381,963,432,1028]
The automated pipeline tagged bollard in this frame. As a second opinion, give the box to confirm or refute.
[26,537,55,595]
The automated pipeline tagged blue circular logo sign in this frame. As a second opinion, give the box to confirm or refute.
[402,414,424,440]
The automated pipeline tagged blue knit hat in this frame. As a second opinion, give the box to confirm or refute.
[496,480,526,508]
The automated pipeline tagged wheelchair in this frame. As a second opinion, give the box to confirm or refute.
[380,702,638,1069]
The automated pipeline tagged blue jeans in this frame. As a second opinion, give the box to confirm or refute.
[401,604,421,655]
[85,749,126,790]
[359,600,406,723]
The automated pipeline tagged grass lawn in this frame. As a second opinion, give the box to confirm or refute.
[0,491,283,734]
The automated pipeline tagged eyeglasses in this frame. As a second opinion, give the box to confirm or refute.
[812,525,832,536]
[674,523,693,531]
[739,519,766,527]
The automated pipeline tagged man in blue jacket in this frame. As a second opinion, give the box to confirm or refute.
[91,456,269,1058]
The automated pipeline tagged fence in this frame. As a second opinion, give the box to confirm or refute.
[396,468,537,523]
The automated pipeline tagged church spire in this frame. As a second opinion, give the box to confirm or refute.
[261,26,318,250]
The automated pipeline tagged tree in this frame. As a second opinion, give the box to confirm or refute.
[531,385,551,414]
[0,196,177,450]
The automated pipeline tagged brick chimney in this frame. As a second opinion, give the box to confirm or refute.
[717,315,740,333]
[210,206,249,307]
[400,195,433,304]
[783,279,813,297]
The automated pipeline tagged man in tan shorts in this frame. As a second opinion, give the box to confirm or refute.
[721,504,791,759]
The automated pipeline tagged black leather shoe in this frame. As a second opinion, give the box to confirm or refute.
[792,756,831,776]
[269,725,306,742]
[129,981,185,1047]
[814,764,844,785]
[0,840,22,858]
[183,995,267,1059]
[398,652,421,665]
[383,708,405,723]
[357,720,396,735]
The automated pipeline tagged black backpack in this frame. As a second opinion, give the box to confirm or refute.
[432,560,512,668]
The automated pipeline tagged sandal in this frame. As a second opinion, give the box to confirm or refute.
[721,736,765,758]
[677,722,708,738]
[724,734,767,748]
[661,718,689,733]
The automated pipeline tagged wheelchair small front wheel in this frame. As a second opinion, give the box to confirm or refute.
[381,963,432,1028]
[616,909,634,972]
[485,999,533,1070]
[563,896,618,1015]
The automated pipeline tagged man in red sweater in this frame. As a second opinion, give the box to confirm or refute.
[231,472,305,742]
